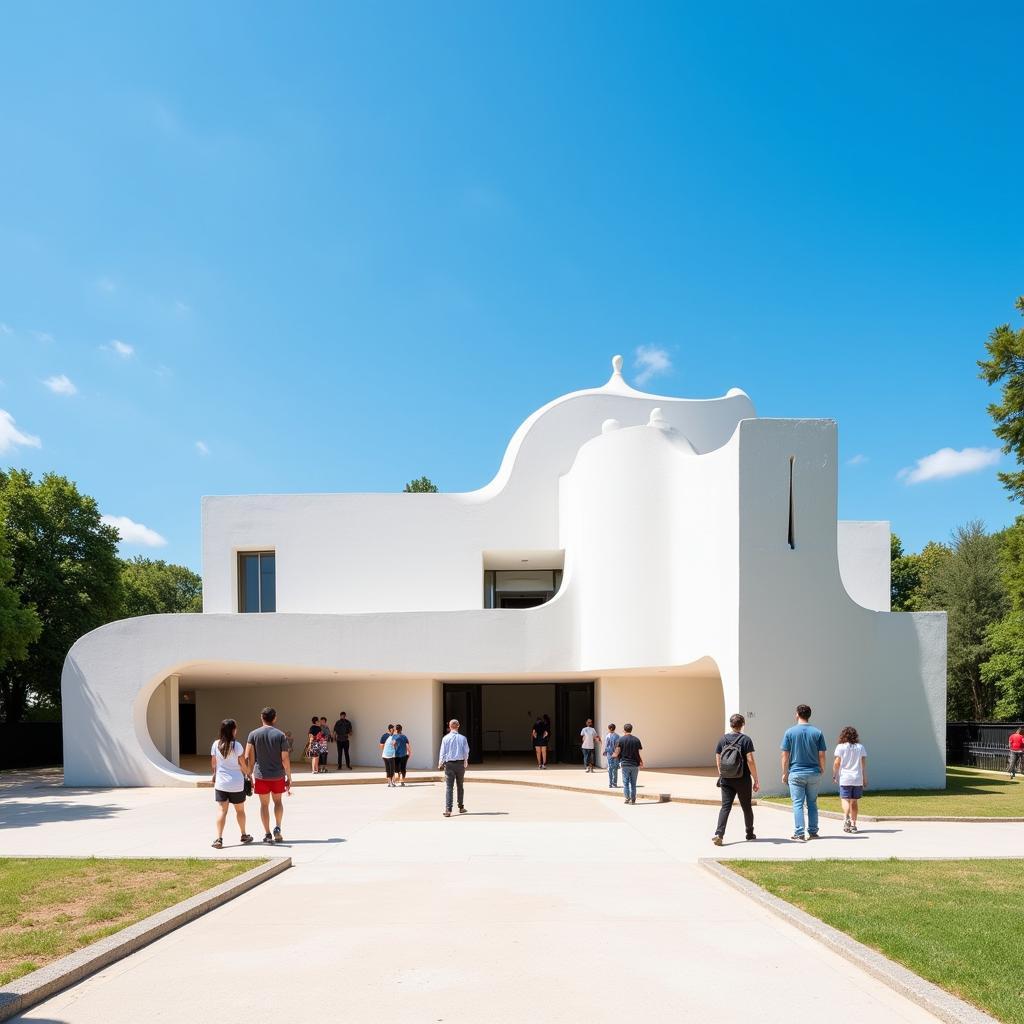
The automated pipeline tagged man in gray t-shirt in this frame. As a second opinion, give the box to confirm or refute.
[244,707,292,845]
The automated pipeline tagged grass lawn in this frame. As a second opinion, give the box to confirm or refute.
[730,859,1024,1023]
[0,857,255,985]
[761,765,1024,817]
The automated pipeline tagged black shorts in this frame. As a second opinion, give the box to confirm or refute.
[215,788,246,804]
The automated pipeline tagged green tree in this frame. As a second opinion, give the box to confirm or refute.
[0,532,41,670]
[982,611,1024,719]
[403,476,439,493]
[916,522,1007,719]
[0,470,122,722]
[890,533,922,611]
[978,295,1024,501]
[120,557,202,616]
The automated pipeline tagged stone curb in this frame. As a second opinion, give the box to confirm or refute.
[699,858,998,1024]
[753,799,1024,823]
[0,856,290,1022]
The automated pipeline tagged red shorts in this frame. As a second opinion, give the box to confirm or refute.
[254,777,287,795]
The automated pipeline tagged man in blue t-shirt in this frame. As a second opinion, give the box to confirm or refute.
[780,704,827,841]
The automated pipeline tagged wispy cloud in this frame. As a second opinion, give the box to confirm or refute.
[634,345,672,386]
[101,514,167,548]
[0,323,12,336]
[102,339,135,358]
[898,446,1000,484]
[847,453,869,466]
[42,374,77,396]
[174,300,190,315]
[96,276,117,293]
[195,440,210,456]
[0,410,42,453]
[33,331,54,344]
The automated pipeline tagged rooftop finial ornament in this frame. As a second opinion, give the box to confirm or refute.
[611,354,623,376]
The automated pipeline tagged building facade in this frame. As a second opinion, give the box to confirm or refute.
[62,357,947,791]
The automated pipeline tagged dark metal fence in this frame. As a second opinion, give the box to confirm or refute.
[0,723,62,769]
[947,721,1024,772]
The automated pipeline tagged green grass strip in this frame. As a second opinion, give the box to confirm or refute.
[730,858,1024,1023]
[0,857,255,985]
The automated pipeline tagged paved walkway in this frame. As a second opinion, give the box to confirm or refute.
[2,770,1014,1023]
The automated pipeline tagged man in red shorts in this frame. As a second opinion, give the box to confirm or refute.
[245,707,292,844]
[1009,727,1024,779]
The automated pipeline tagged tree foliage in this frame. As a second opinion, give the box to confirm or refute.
[982,611,1024,720]
[913,522,1007,719]
[120,557,202,616]
[0,532,41,671]
[890,533,921,611]
[403,476,439,493]
[978,296,1024,501]
[0,470,122,722]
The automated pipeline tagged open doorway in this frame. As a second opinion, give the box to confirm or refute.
[441,681,594,765]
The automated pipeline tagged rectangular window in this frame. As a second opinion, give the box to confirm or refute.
[238,551,276,612]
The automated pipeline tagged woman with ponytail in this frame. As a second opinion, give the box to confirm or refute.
[210,718,254,848]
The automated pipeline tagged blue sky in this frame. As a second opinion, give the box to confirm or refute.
[1,3,1022,570]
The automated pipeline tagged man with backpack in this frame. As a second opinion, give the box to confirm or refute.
[711,713,760,846]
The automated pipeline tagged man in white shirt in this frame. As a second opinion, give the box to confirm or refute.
[580,718,599,773]
[437,719,470,817]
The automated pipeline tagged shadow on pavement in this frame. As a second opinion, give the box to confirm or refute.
[0,799,124,828]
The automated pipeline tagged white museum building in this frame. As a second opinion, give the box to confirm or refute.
[62,357,947,791]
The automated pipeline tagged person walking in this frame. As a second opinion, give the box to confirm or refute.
[580,718,599,773]
[833,726,868,832]
[245,706,292,845]
[711,714,759,846]
[780,703,827,841]
[603,724,621,788]
[210,718,254,848]
[382,728,398,787]
[1009,727,1024,779]
[614,723,644,804]
[532,716,549,769]
[393,725,412,786]
[438,718,470,817]
[379,724,394,752]
[318,717,332,773]
[307,716,323,775]
[333,711,353,770]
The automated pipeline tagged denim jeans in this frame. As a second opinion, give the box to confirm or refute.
[583,749,595,769]
[788,771,821,835]
[607,755,620,787]
[621,764,638,801]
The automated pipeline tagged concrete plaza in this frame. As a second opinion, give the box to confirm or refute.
[2,770,1013,1023]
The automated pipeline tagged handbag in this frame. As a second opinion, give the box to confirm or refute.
[244,777,253,798]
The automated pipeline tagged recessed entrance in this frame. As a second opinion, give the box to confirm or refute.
[442,681,595,765]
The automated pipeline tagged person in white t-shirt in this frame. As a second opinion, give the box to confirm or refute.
[210,718,254,848]
[832,725,868,833]
[580,718,599,773]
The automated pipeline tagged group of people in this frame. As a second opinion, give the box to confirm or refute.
[378,724,413,786]
[711,703,868,845]
[305,712,354,773]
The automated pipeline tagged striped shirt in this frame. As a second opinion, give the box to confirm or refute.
[438,731,470,765]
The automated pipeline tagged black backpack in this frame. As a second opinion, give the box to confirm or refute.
[719,735,746,779]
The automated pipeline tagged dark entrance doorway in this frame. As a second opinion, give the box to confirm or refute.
[441,681,594,765]
[178,702,197,757]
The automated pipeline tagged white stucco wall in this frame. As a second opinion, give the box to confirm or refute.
[62,359,946,790]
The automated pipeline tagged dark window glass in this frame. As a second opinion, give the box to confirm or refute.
[260,554,276,612]
[240,554,260,613]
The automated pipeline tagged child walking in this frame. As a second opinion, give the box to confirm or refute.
[833,726,868,833]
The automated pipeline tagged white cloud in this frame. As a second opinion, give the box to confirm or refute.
[847,453,868,466]
[33,331,54,344]
[102,339,134,358]
[0,323,12,335]
[101,514,168,548]
[0,409,42,453]
[42,374,77,396]
[898,446,1001,484]
[174,300,190,314]
[634,345,672,386]
[195,440,210,456]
